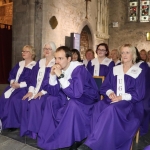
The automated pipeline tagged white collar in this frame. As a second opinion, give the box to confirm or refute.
[115,60,121,65]
[19,60,36,69]
[62,61,83,79]
[91,57,112,66]
[134,61,144,67]
[113,64,142,78]
[39,58,55,68]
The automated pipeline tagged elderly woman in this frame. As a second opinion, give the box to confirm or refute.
[20,41,56,139]
[87,43,114,77]
[78,44,145,150]
[111,48,121,65]
[0,45,36,131]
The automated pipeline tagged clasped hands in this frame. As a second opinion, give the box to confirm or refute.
[50,64,62,77]
[108,92,122,103]
[10,82,20,89]
[22,91,43,100]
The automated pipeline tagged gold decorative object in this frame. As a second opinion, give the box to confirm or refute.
[146,32,150,41]
[49,16,58,29]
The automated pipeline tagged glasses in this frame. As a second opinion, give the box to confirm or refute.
[22,51,30,54]
[43,48,52,51]
[97,49,106,52]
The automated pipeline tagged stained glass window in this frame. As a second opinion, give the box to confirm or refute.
[129,0,150,22]
[129,0,138,21]
[140,0,150,22]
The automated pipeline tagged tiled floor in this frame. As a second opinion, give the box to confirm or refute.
[132,130,150,150]
[1,127,150,150]
[1,129,41,149]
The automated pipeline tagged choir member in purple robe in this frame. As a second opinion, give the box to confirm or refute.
[78,44,145,150]
[111,48,121,65]
[20,41,56,139]
[71,49,82,62]
[87,43,115,77]
[135,48,150,135]
[0,45,36,131]
[37,46,99,150]
[83,49,95,67]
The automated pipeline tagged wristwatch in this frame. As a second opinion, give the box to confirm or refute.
[57,73,64,79]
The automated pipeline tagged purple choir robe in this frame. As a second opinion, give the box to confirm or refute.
[144,145,150,150]
[83,64,145,150]
[87,57,115,77]
[37,61,99,150]
[136,61,150,135]
[20,58,55,138]
[0,61,36,129]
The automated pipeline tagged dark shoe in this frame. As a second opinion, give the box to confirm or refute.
[77,144,91,150]
[69,141,82,150]
[8,128,18,132]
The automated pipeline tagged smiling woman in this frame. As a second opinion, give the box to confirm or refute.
[0,45,36,131]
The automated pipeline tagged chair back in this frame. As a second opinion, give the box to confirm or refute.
[93,76,105,90]
[93,76,105,100]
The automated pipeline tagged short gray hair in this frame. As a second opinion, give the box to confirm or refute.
[43,41,56,52]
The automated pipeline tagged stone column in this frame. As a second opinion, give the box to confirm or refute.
[97,0,100,32]
[28,0,35,46]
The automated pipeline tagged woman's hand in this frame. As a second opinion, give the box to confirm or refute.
[109,92,117,99]
[11,82,20,89]
[109,92,122,102]
[33,92,43,99]
[111,96,122,102]
[22,92,33,100]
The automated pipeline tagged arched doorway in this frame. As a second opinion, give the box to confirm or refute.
[80,25,92,60]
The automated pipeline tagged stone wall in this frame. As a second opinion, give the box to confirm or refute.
[12,0,109,65]
[109,0,150,51]
[12,0,43,66]
[41,0,104,56]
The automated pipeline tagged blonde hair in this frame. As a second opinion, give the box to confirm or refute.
[111,49,120,59]
[119,44,137,64]
[22,45,36,60]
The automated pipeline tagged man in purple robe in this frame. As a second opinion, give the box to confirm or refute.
[37,46,99,150]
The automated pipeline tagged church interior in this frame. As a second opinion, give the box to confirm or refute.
[0,0,150,150]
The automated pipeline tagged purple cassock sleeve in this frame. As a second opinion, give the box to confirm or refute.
[8,63,19,82]
[62,66,99,103]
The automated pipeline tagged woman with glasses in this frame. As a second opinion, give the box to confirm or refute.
[20,41,56,139]
[87,43,114,77]
[0,45,36,131]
